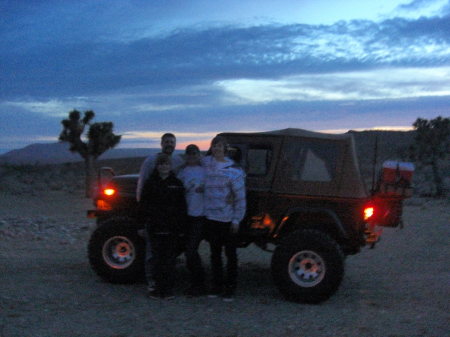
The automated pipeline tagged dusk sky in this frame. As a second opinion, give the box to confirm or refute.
[1,0,450,152]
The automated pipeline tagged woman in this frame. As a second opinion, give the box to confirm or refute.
[139,153,187,299]
[203,136,246,302]
[177,144,206,296]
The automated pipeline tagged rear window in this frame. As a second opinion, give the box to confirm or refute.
[287,140,338,182]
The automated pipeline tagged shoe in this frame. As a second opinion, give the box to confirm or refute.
[222,288,235,302]
[184,285,206,297]
[207,286,222,298]
[148,290,161,299]
[147,281,156,292]
[160,291,175,300]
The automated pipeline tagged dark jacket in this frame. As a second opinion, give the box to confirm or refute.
[139,172,187,234]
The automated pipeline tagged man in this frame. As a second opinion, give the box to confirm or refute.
[137,133,184,293]
[137,133,184,202]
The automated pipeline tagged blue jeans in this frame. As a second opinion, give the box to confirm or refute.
[204,219,238,290]
[185,216,205,287]
[144,230,154,285]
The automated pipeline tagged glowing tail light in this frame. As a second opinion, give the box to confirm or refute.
[96,199,112,211]
[364,206,375,221]
[103,188,116,196]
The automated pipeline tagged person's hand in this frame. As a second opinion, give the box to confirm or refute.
[230,222,240,234]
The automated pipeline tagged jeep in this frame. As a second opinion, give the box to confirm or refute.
[87,128,411,303]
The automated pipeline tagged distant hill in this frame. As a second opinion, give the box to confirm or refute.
[0,142,158,165]
[0,131,416,167]
[1,130,448,197]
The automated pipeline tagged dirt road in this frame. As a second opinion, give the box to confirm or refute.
[1,191,449,337]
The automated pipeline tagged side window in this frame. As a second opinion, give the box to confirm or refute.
[288,141,338,182]
[247,147,272,176]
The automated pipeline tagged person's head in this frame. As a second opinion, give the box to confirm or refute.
[155,153,172,178]
[209,136,227,160]
[228,146,242,165]
[161,133,176,155]
[185,144,201,166]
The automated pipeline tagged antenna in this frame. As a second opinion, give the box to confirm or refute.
[371,134,379,194]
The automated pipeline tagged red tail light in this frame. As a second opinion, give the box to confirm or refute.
[103,188,116,196]
[364,206,375,221]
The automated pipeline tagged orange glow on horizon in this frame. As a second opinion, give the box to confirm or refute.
[177,139,211,151]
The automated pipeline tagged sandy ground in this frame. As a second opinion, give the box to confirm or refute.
[0,190,449,337]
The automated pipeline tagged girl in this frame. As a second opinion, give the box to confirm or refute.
[203,136,246,302]
[139,153,187,299]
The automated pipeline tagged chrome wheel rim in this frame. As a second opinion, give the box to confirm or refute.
[288,250,326,287]
[102,236,135,269]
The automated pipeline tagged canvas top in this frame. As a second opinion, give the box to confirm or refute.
[220,128,368,199]
[241,128,352,140]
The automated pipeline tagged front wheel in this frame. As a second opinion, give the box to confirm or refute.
[271,229,344,303]
[88,218,145,284]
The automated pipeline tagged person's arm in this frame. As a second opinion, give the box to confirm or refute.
[136,155,155,202]
[230,170,246,232]
[173,180,188,234]
[172,154,185,174]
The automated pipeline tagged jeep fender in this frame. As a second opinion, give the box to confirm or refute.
[274,207,348,241]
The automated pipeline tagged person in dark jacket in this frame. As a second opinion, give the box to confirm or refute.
[139,153,187,299]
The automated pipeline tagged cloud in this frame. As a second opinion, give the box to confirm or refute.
[2,15,450,99]
[2,98,89,117]
[216,66,450,104]
[397,0,443,11]
[132,103,206,112]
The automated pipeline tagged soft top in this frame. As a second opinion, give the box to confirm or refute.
[220,128,367,199]
[241,128,351,141]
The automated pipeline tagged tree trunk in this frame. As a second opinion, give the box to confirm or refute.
[85,155,96,198]
[431,159,443,197]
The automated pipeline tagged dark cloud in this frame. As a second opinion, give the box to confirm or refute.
[1,14,450,100]
[397,0,439,11]
[112,95,450,133]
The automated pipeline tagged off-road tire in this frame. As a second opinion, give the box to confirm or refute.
[88,218,145,284]
[271,229,345,303]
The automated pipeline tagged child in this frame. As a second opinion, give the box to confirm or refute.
[177,144,207,296]
[139,153,187,299]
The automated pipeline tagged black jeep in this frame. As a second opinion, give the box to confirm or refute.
[87,128,411,303]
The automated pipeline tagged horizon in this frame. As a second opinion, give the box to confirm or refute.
[1,0,449,152]
[0,126,417,155]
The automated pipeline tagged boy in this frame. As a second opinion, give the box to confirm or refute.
[139,154,187,299]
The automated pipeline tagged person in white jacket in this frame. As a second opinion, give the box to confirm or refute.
[203,136,246,302]
[177,144,207,296]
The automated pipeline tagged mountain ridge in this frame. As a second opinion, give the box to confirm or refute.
[0,130,416,165]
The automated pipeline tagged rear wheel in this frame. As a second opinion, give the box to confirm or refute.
[271,229,344,303]
[88,218,145,283]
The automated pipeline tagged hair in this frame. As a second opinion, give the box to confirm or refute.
[207,135,228,156]
[161,133,176,141]
[185,144,200,155]
[155,153,172,166]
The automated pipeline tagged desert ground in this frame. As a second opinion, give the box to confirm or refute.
[0,188,449,337]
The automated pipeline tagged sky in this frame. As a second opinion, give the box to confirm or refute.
[1,0,450,152]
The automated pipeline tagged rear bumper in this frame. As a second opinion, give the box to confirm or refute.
[87,210,112,218]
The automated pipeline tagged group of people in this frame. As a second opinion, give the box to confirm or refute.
[136,133,246,302]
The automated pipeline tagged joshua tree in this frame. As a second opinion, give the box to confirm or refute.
[59,110,121,197]
[410,116,450,197]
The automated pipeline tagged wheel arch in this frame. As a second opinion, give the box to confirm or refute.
[275,207,348,244]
